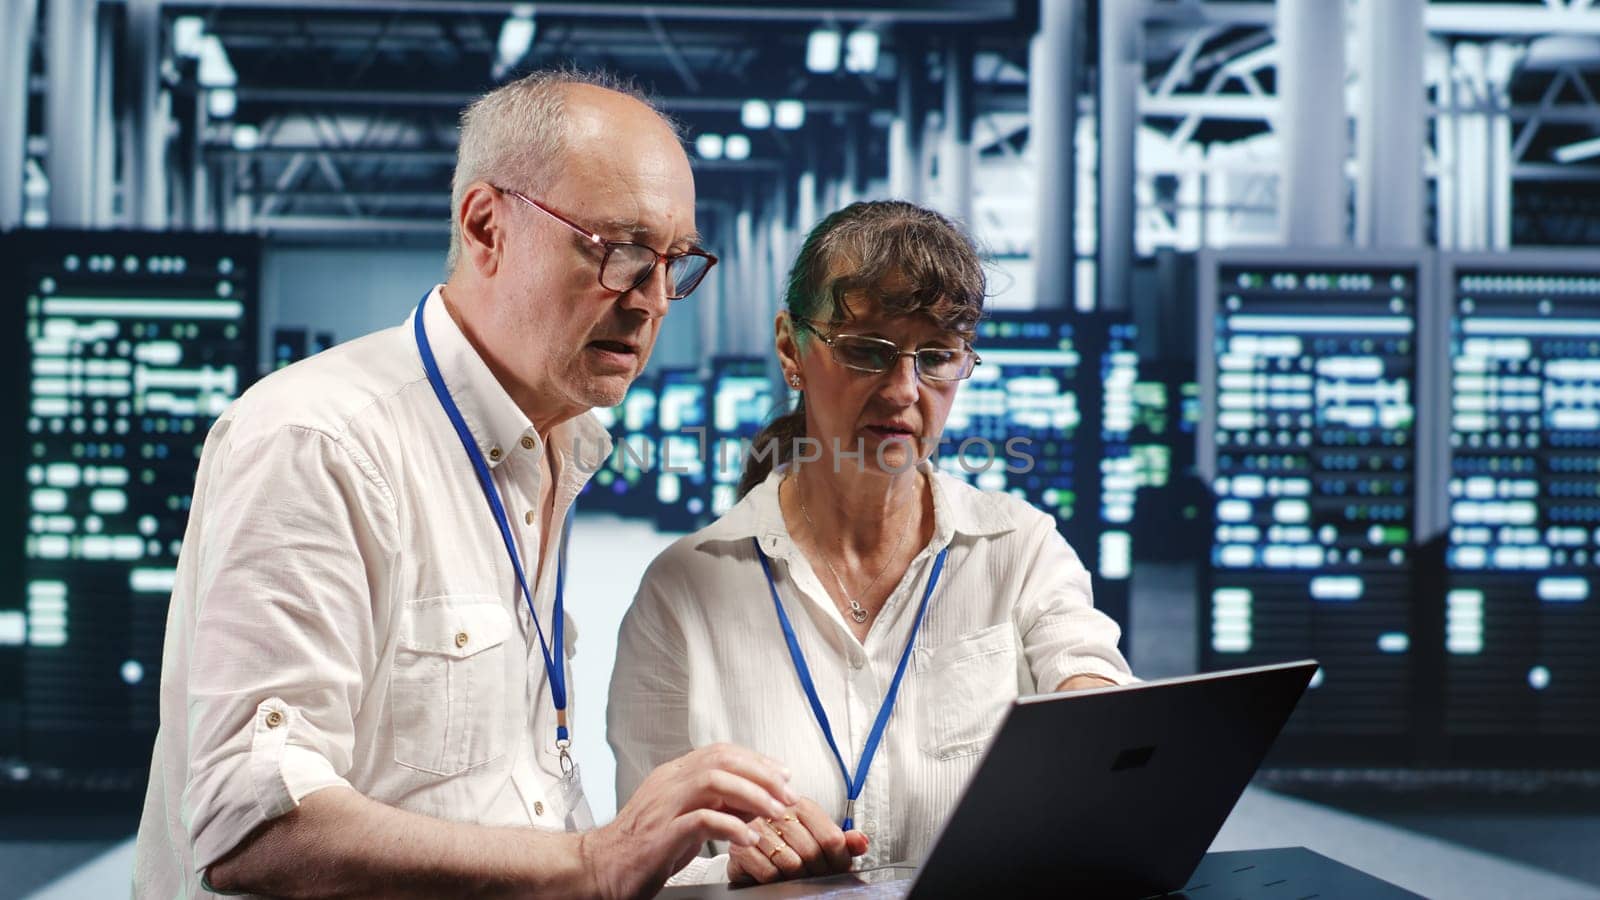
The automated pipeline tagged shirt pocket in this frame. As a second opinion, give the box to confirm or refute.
[390,595,513,777]
[914,622,1021,760]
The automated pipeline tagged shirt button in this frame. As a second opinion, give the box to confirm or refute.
[520,436,536,450]
[534,801,545,816]
[488,446,503,462]
[264,710,284,729]
[455,631,469,648]
[525,511,535,525]
[849,655,864,670]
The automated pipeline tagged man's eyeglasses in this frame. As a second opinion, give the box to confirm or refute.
[797,320,981,382]
[498,186,717,300]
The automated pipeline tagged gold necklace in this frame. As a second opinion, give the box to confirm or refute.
[794,469,912,624]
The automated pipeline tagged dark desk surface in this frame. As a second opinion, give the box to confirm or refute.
[657,846,1422,899]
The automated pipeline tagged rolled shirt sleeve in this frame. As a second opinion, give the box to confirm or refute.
[1012,506,1136,691]
[182,422,396,872]
[610,555,741,886]
[606,555,695,810]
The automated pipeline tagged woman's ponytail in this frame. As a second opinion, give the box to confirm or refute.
[736,395,806,497]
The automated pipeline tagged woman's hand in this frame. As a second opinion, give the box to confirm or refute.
[726,796,870,885]
[582,743,797,899]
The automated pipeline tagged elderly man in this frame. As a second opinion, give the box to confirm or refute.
[133,71,794,899]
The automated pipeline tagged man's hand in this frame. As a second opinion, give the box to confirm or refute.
[580,743,799,900]
[726,796,870,885]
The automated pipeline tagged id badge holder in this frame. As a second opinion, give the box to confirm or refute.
[560,761,591,830]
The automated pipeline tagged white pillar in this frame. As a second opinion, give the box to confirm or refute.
[190,86,212,230]
[841,116,860,207]
[1434,38,1457,251]
[46,0,99,226]
[125,0,169,229]
[893,31,926,202]
[711,213,738,355]
[1487,43,1518,251]
[93,7,116,226]
[797,139,818,236]
[797,171,817,235]
[765,180,789,352]
[941,34,974,225]
[697,208,722,361]
[1029,0,1078,310]
[1277,0,1348,246]
[1099,0,1139,309]
[0,0,39,228]
[1453,43,1488,251]
[1355,0,1424,248]
[735,202,757,352]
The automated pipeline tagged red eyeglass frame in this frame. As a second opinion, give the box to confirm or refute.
[497,186,717,300]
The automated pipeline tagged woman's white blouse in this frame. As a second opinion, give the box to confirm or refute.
[606,463,1134,882]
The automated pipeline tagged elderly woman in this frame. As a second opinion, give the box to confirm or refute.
[607,200,1133,885]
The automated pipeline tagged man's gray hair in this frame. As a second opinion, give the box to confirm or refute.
[447,68,679,274]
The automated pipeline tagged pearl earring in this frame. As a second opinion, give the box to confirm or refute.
[789,374,801,388]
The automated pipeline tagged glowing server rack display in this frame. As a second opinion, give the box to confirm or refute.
[938,311,1136,638]
[653,367,709,533]
[1,230,259,781]
[583,374,659,520]
[708,357,775,519]
[1435,251,1600,763]
[1198,249,1436,762]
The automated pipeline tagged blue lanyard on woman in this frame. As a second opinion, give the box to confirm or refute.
[754,537,949,831]
[413,291,575,774]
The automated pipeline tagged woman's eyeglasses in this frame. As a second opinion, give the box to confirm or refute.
[797,320,981,382]
[498,186,717,300]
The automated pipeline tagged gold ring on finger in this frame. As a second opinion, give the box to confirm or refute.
[767,841,788,860]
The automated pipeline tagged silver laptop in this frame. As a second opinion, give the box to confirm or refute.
[658,660,1317,899]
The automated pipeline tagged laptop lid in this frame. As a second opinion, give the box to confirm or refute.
[907,660,1318,899]
[658,661,1315,900]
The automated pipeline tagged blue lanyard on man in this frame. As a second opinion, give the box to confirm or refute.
[413,291,575,775]
[754,537,949,831]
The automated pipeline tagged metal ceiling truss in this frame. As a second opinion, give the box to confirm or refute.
[145,1,1027,238]
[1133,0,1600,252]
[25,0,1600,247]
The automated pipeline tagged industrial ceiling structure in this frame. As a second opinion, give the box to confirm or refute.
[4,0,1600,290]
